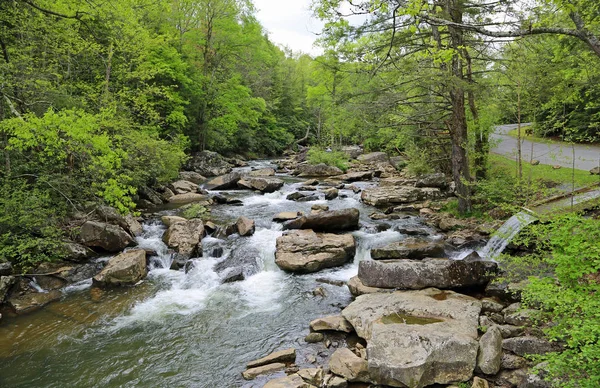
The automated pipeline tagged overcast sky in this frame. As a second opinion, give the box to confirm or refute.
[252,0,324,56]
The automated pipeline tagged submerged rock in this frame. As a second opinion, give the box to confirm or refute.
[8,289,62,314]
[79,221,135,252]
[371,238,445,260]
[342,289,482,388]
[275,230,356,273]
[283,208,360,232]
[358,258,498,289]
[92,249,147,287]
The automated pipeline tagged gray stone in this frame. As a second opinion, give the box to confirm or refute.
[305,332,324,343]
[502,336,557,357]
[203,171,242,190]
[236,216,255,237]
[341,145,363,159]
[247,348,296,369]
[161,215,187,227]
[138,186,163,205]
[324,375,348,388]
[168,193,210,204]
[357,152,389,164]
[61,242,95,262]
[287,192,312,201]
[361,186,445,207]
[275,230,355,273]
[342,289,481,388]
[328,348,369,383]
[309,315,354,333]
[185,150,233,177]
[501,353,529,370]
[324,187,338,200]
[237,177,284,193]
[179,171,206,184]
[481,298,505,313]
[496,369,527,387]
[92,249,147,287]
[297,368,324,386]
[333,171,373,182]
[295,163,343,177]
[371,238,445,260]
[590,166,600,175]
[79,221,135,252]
[358,258,498,289]
[415,173,448,188]
[162,219,204,259]
[242,363,286,380]
[347,276,391,296]
[283,208,360,232]
[170,180,198,194]
[477,325,503,375]
[505,309,538,327]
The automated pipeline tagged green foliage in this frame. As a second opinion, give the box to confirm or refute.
[307,148,349,172]
[503,215,600,387]
[181,204,210,219]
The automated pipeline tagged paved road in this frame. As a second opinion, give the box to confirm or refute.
[491,124,600,171]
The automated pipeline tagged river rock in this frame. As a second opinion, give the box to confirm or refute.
[361,186,444,207]
[472,376,490,388]
[161,215,187,227]
[309,315,354,333]
[357,152,388,164]
[249,168,276,176]
[236,216,255,236]
[324,187,338,200]
[162,219,204,259]
[333,171,374,182]
[186,150,233,177]
[59,242,95,262]
[179,171,206,184]
[275,230,355,273]
[237,177,283,193]
[263,374,311,388]
[501,353,529,370]
[295,163,343,177]
[287,192,312,201]
[347,276,391,296]
[502,336,557,356]
[8,289,62,314]
[341,145,363,159]
[415,173,448,188]
[247,348,296,369]
[481,298,505,313]
[283,208,360,232]
[371,238,445,260]
[298,368,324,386]
[0,276,16,302]
[213,246,260,283]
[505,309,538,327]
[169,180,198,194]
[305,332,325,343]
[92,249,147,287]
[311,204,329,214]
[95,205,141,237]
[273,211,303,222]
[477,325,503,375]
[324,375,348,388]
[168,193,210,204]
[79,221,135,252]
[358,258,498,289]
[242,363,286,380]
[204,172,242,190]
[342,289,481,387]
[328,348,369,383]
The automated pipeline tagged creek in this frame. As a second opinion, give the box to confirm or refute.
[0,160,446,388]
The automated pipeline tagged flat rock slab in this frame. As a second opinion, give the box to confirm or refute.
[347,276,392,297]
[204,172,242,190]
[168,193,210,204]
[242,362,286,380]
[358,258,498,289]
[283,208,360,232]
[273,211,303,222]
[263,374,313,388]
[238,177,283,193]
[8,289,62,314]
[309,315,354,333]
[247,348,296,369]
[342,289,482,388]
[275,230,356,273]
[371,238,445,260]
[333,171,374,182]
[361,186,444,207]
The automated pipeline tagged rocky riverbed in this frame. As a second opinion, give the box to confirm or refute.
[0,150,556,388]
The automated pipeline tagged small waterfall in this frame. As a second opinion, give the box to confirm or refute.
[29,278,47,293]
[479,211,537,259]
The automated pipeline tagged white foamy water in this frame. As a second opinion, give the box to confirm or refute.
[479,211,537,259]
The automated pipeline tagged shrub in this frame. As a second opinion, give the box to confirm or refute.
[307,148,349,172]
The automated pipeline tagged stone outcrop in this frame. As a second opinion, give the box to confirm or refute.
[358,258,498,289]
[179,171,206,184]
[237,177,284,193]
[361,186,445,207]
[342,289,482,388]
[371,238,445,260]
[92,249,147,287]
[162,219,204,259]
[79,221,135,252]
[283,208,360,232]
[295,163,343,177]
[203,172,242,190]
[275,230,356,273]
[185,150,233,177]
[328,348,369,383]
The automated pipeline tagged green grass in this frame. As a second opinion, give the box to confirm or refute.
[489,154,599,188]
[307,148,349,172]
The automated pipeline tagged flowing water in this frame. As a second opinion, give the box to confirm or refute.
[0,160,442,388]
[479,211,537,260]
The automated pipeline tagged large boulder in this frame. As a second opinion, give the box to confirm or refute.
[347,276,392,297]
[357,152,389,164]
[60,242,96,262]
[170,180,199,194]
[185,150,233,177]
[502,336,558,357]
[249,168,276,176]
[204,172,242,190]
[168,193,211,204]
[275,230,356,273]
[236,216,255,237]
[358,258,498,289]
[371,238,445,260]
[477,326,503,375]
[162,219,204,259]
[237,177,284,193]
[283,208,360,232]
[295,163,343,177]
[79,221,135,252]
[309,315,354,333]
[329,348,370,383]
[415,173,448,188]
[342,289,482,388]
[333,171,374,182]
[8,290,62,314]
[92,249,148,287]
[361,186,445,207]
[179,171,206,184]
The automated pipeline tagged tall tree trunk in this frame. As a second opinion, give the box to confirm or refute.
[446,0,472,213]
[465,50,487,180]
